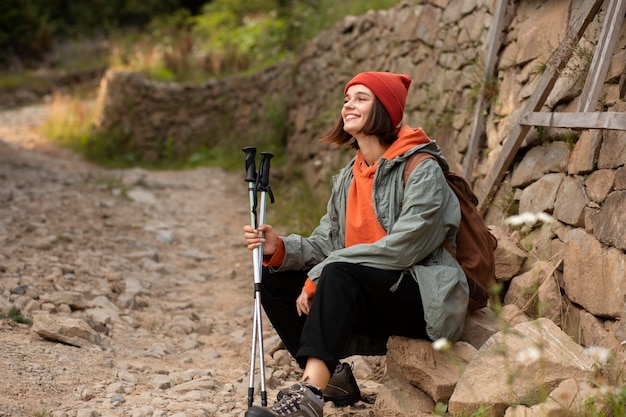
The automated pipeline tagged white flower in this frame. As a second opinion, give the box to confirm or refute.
[585,346,610,364]
[535,212,555,224]
[505,212,553,227]
[505,212,537,226]
[432,338,452,352]
[516,347,542,365]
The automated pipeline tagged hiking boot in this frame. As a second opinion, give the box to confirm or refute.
[246,382,323,417]
[276,363,361,407]
[321,362,361,406]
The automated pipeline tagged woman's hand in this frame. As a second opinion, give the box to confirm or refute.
[296,286,313,316]
[243,224,279,256]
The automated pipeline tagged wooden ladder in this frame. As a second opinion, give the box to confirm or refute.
[463,0,626,213]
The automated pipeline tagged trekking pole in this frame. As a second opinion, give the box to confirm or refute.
[254,151,273,407]
[243,146,261,407]
[242,147,274,408]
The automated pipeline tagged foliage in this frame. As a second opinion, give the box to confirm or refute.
[559,129,579,146]
[191,1,288,76]
[0,0,190,67]
[467,65,500,116]
[0,306,33,326]
[105,0,403,81]
[1,0,403,80]
[40,92,96,146]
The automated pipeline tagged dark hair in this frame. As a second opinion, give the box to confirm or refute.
[320,97,399,149]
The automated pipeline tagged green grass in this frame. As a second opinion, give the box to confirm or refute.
[0,72,49,89]
[0,306,33,326]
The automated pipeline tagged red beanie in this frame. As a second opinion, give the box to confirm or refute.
[344,71,412,127]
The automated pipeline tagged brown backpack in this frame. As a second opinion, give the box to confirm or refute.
[403,153,498,311]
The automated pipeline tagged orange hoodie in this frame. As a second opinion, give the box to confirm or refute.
[345,126,430,247]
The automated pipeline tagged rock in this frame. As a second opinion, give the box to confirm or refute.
[31,312,104,348]
[39,291,89,310]
[76,410,100,417]
[593,191,626,250]
[170,376,218,393]
[569,130,603,175]
[511,142,571,188]
[563,229,626,317]
[504,261,554,315]
[127,188,158,205]
[514,1,569,65]
[579,311,623,352]
[385,336,476,403]
[166,315,197,335]
[536,268,562,325]
[178,248,214,261]
[554,176,588,227]
[460,307,501,349]
[520,221,560,262]
[375,378,435,417]
[491,225,528,280]
[148,374,172,390]
[519,174,564,215]
[585,169,616,204]
[597,107,626,169]
[500,304,530,326]
[0,296,13,314]
[117,276,152,309]
[124,250,159,262]
[615,166,626,190]
[448,318,595,416]
[505,378,608,416]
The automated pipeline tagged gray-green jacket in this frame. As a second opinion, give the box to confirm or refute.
[272,140,468,347]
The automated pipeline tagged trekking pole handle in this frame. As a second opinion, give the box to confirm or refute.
[258,152,273,189]
[243,146,257,183]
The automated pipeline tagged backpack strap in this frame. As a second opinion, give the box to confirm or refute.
[402,152,438,185]
[402,152,456,257]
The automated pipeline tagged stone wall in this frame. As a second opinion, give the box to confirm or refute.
[94,1,626,412]
[95,63,293,160]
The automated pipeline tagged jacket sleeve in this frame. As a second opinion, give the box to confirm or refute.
[268,171,346,273]
[272,211,334,272]
[307,159,460,282]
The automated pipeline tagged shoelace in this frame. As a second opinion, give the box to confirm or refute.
[272,396,302,415]
[271,387,304,416]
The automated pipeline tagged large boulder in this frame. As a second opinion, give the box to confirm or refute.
[448,318,595,416]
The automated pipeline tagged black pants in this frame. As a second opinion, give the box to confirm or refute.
[260,262,428,373]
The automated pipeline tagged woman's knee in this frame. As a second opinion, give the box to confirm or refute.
[319,262,355,280]
[317,262,360,294]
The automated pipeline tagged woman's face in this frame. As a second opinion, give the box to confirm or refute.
[342,84,374,137]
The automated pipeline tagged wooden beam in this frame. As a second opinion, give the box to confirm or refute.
[463,0,508,180]
[477,0,604,213]
[578,0,626,112]
[520,111,626,130]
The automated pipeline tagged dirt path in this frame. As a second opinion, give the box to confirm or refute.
[0,104,380,417]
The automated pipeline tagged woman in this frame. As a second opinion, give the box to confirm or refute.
[243,71,468,417]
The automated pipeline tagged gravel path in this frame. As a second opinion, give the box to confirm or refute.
[0,103,381,417]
